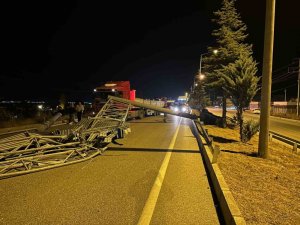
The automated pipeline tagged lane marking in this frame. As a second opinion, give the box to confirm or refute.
[137,117,182,225]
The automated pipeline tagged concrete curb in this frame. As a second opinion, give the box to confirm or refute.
[191,121,246,225]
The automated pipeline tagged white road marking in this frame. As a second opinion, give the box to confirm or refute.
[137,117,182,225]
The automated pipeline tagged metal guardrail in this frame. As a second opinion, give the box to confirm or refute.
[194,118,300,164]
[193,119,221,163]
[207,110,300,152]
[269,131,300,151]
[193,119,212,145]
[191,119,246,224]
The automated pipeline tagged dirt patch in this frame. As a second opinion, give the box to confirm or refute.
[205,125,300,225]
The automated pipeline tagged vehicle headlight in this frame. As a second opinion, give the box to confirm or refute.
[174,107,179,112]
[181,107,187,112]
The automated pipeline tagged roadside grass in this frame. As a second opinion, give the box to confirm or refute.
[205,125,300,225]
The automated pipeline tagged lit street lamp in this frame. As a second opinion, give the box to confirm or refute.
[194,74,205,90]
[199,74,205,80]
[199,49,218,77]
[193,49,218,91]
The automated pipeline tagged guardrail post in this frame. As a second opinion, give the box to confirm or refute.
[293,143,298,153]
[196,119,213,145]
[269,133,273,142]
[212,145,220,164]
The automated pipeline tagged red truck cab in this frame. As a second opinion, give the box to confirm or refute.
[93,81,135,101]
[92,81,136,115]
[93,81,164,119]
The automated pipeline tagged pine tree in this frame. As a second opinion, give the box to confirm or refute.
[221,53,260,142]
[188,81,210,110]
[202,0,253,128]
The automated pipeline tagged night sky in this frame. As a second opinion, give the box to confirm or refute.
[1,0,299,102]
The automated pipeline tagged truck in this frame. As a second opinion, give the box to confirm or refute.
[92,81,165,119]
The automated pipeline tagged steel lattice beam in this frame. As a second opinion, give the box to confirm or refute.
[0,98,131,179]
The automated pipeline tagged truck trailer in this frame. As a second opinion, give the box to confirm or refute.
[93,81,164,119]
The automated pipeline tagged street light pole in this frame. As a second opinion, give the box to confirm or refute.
[195,49,218,90]
[199,53,204,77]
[193,53,206,91]
[193,53,206,92]
[199,49,218,77]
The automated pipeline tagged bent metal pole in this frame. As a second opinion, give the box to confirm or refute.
[108,95,197,120]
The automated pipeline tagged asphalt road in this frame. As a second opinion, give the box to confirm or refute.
[0,115,220,225]
[208,108,300,142]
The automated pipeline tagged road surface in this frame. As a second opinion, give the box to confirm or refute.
[0,115,220,225]
[208,108,300,142]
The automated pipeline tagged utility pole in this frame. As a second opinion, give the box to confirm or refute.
[258,0,276,159]
[297,58,300,117]
[284,89,286,102]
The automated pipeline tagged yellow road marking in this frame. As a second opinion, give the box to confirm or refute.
[137,117,182,225]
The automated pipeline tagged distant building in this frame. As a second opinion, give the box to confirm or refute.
[271,100,298,115]
[273,101,287,106]
[178,96,188,103]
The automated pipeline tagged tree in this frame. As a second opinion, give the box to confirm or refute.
[221,53,260,142]
[202,0,253,127]
[188,81,210,110]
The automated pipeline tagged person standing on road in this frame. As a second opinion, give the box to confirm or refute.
[75,101,84,122]
[163,101,169,123]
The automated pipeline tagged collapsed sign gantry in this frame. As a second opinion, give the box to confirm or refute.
[0,96,197,179]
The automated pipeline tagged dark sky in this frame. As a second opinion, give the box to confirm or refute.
[1,0,299,102]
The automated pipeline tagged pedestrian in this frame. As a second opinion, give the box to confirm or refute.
[75,101,84,122]
[163,101,169,123]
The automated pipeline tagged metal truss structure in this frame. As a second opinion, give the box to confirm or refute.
[0,98,131,179]
[0,95,198,179]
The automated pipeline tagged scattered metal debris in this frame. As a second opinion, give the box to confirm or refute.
[0,98,130,179]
